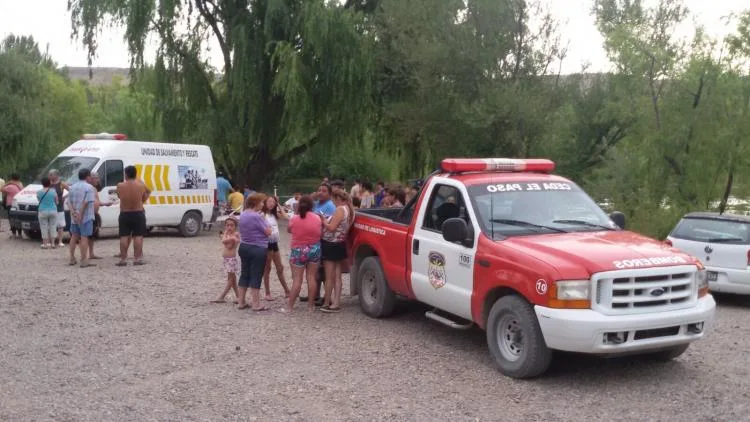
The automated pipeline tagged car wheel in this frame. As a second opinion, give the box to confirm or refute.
[179,211,202,237]
[643,344,689,362]
[357,256,396,318]
[486,295,553,379]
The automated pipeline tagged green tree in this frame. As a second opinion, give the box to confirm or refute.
[69,0,374,187]
[0,35,88,179]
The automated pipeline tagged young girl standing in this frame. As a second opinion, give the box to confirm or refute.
[261,196,291,300]
[212,217,240,303]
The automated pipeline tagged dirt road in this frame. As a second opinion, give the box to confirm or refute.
[1,226,749,421]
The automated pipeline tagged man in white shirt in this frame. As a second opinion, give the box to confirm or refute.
[284,192,301,214]
[350,179,361,199]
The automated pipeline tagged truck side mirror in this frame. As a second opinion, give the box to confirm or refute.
[442,218,472,247]
[610,211,626,229]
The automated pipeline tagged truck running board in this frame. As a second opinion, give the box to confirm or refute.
[425,309,474,330]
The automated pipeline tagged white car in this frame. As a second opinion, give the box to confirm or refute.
[667,212,750,295]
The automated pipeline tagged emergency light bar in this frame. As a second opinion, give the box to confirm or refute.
[81,133,128,140]
[440,158,556,174]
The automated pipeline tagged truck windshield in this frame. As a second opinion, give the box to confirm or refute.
[35,156,100,184]
[468,181,618,238]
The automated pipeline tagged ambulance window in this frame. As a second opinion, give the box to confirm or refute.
[423,185,470,231]
[101,160,124,186]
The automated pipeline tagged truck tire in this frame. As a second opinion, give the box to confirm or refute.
[24,229,41,240]
[357,256,396,318]
[644,344,689,362]
[486,295,553,379]
[179,211,202,237]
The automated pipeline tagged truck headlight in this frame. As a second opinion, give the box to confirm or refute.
[548,280,591,309]
[696,270,709,297]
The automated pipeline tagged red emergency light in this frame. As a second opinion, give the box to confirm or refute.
[441,158,556,174]
[82,133,128,140]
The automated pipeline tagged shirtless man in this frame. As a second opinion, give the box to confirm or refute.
[116,165,151,266]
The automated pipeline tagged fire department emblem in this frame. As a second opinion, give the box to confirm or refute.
[428,252,446,289]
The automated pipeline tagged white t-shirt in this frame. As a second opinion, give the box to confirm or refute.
[265,213,280,243]
[284,197,298,213]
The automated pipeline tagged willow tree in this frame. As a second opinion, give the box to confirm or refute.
[68,0,374,186]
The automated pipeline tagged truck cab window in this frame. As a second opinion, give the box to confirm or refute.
[423,185,470,231]
[97,160,124,187]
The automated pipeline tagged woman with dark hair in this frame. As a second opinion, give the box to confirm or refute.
[319,190,355,313]
[359,181,374,209]
[279,195,322,313]
[261,195,291,300]
[36,177,59,248]
[237,193,272,311]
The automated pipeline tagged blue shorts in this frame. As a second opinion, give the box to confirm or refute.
[70,220,94,237]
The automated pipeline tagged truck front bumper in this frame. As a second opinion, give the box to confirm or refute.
[9,210,70,232]
[534,295,716,354]
[9,209,41,231]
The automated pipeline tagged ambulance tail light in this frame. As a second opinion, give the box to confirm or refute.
[440,158,555,174]
[547,280,591,309]
[82,133,128,140]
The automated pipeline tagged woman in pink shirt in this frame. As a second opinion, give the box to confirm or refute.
[2,174,24,239]
[279,195,322,313]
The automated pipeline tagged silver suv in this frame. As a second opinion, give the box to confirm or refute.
[667,212,750,295]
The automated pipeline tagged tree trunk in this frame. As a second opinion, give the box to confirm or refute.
[718,164,734,215]
[242,149,275,191]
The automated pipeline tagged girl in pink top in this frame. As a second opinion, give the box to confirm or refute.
[279,195,322,313]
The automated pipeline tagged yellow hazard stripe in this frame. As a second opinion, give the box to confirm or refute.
[143,194,212,205]
[153,165,163,191]
[162,165,171,190]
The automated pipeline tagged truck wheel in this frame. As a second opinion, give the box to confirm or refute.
[179,211,202,237]
[357,256,396,318]
[644,344,689,362]
[24,230,41,240]
[486,295,552,379]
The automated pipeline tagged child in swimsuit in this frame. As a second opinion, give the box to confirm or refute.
[212,217,240,303]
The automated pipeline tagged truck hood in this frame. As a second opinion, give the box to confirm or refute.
[502,230,696,276]
[13,184,43,204]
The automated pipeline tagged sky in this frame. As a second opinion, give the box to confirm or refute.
[0,0,748,74]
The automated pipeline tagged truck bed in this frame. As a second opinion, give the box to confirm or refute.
[356,206,413,225]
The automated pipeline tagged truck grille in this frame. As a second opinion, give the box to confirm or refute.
[18,204,38,212]
[593,265,697,315]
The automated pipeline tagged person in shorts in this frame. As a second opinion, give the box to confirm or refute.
[279,195,322,313]
[66,169,96,267]
[212,216,240,303]
[116,165,151,266]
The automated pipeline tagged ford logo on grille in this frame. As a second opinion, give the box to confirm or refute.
[648,287,666,297]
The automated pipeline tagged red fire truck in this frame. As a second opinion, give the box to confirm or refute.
[347,158,715,378]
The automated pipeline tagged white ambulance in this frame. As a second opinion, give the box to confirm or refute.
[9,133,219,238]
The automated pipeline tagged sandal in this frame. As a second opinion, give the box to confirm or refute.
[276,307,292,314]
[320,306,340,313]
[252,306,270,312]
[133,260,146,266]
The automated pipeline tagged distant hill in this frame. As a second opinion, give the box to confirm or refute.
[63,67,130,86]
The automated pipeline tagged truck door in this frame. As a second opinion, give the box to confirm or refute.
[410,181,478,320]
[95,160,124,228]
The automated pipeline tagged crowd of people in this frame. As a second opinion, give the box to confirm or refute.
[212,180,359,314]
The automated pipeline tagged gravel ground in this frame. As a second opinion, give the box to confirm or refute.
[1,223,749,421]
